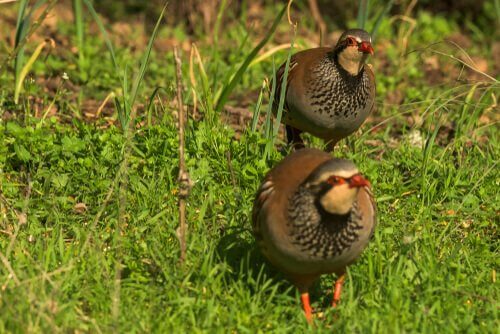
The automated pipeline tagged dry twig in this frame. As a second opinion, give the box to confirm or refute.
[174,47,192,264]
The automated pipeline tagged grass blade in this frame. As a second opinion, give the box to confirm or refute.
[14,0,30,90]
[129,4,168,109]
[120,64,130,129]
[82,0,119,72]
[370,0,394,42]
[271,34,295,142]
[0,0,55,76]
[357,0,369,29]
[209,0,228,91]
[213,30,251,106]
[191,44,213,114]
[72,0,87,81]
[14,39,52,104]
[264,58,277,141]
[251,80,266,132]
[13,0,48,103]
[214,5,287,112]
[145,86,166,127]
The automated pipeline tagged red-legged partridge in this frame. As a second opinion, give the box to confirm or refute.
[252,148,376,322]
[274,29,375,150]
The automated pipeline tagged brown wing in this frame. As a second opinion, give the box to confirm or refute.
[365,63,376,115]
[360,185,377,239]
[251,148,332,242]
[251,175,275,241]
[271,47,331,116]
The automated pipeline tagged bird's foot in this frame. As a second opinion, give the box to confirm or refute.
[300,292,313,323]
[332,274,346,308]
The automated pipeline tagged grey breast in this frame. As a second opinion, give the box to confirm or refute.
[303,58,373,133]
[287,187,365,261]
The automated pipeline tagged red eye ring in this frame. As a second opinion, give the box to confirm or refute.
[327,176,346,186]
[346,37,357,46]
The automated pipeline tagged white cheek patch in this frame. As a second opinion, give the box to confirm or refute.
[320,185,357,215]
[355,37,362,43]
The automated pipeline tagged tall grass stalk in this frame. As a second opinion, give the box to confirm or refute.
[262,25,296,158]
[251,80,266,132]
[79,1,168,328]
[190,44,214,119]
[81,0,118,70]
[209,0,229,96]
[1,0,56,75]
[14,39,53,104]
[370,0,394,41]
[421,107,443,206]
[72,0,87,81]
[356,0,394,41]
[357,0,369,29]
[263,59,277,142]
[145,87,167,127]
[214,5,287,113]
[212,30,250,111]
[9,0,57,105]
[13,0,30,102]
[271,36,295,142]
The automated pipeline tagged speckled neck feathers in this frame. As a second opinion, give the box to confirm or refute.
[305,52,372,120]
[287,185,363,259]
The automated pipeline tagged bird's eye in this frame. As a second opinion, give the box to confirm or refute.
[346,37,357,46]
[327,176,345,186]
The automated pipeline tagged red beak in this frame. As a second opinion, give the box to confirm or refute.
[349,174,370,188]
[358,41,374,55]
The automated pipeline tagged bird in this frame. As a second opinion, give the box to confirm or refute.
[273,28,376,150]
[252,148,376,322]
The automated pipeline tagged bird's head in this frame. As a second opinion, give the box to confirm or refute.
[305,159,370,216]
[334,29,374,75]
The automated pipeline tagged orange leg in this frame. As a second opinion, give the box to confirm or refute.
[300,292,313,323]
[286,125,305,150]
[332,274,345,308]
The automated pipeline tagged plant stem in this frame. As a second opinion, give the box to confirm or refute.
[174,47,191,264]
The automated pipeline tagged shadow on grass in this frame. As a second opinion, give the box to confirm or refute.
[215,226,288,291]
[214,225,329,306]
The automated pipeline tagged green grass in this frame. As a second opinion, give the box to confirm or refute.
[0,1,499,332]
